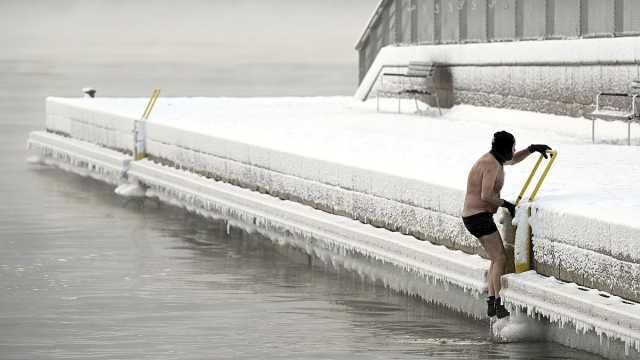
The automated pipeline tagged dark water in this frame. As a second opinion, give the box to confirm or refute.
[0,2,605,359]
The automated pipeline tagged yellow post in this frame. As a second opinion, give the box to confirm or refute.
[134,89,160,161]
[514,150,558,273]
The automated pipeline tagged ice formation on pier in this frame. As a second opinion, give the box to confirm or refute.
[130,159,489,316]
[27,131,129,186]
[28,95,640,359]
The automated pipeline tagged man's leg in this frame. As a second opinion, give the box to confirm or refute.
[479,231,509,318]
[487,263,494,297]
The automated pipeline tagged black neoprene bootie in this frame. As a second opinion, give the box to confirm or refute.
[495,298,510,319]
[487,296,496,317]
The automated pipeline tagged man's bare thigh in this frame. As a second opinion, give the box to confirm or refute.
[478,231,505,259]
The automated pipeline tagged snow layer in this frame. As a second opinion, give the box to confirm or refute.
[501,271,640,359]
[46,97,135,153]
[42,96,640,301]
[355,37,640,101]
[143,133,479,253]
[44,96,640,226]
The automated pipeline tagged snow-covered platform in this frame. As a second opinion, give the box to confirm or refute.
[40,96,640,300]
[28,95,640,358]
[501,271,640,359]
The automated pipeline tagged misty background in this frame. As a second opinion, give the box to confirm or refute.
[0,2,612,359]
[0,0,379,97]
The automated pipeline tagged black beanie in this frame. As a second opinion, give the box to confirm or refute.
[491,131,515,163]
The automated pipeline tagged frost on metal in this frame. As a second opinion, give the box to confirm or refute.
[26,131,129,186]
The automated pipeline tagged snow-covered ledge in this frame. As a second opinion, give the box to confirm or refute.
[356,37,640,116]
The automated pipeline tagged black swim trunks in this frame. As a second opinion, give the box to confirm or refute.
[462,212,498,238]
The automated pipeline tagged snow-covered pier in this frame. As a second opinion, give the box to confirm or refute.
[28,96,640,359]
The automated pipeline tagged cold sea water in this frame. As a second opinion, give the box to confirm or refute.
[0,1,604,359]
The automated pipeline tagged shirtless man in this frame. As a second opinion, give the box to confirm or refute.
[462,131,550,318]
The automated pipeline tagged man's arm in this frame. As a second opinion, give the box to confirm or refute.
[480,163,503,208]
[505,149,531,165]
[505,144,552,166]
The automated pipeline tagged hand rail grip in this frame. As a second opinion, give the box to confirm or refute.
[515,149,558,206]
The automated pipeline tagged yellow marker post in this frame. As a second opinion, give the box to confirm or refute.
[134,89,160,161]
[514,150,558,273]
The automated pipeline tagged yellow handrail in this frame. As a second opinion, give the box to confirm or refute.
[529,150,558,202]
[142,89,161,120]
[134,89,161,161]
[515,150,558,206]
[514,149,558,273]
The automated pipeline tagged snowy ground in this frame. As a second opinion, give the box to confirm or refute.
[48,95,640,228]
[43,95,640,299]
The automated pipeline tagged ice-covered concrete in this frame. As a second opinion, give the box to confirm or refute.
[130,159,489,310]
[26,129,640,359]
[46,97,135,153]
[40,96,640,304]
[27,131,130,185]
[501,271,640,359]
[356,37,640,116]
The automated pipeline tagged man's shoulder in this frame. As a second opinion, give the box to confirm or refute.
[475,153,500,170]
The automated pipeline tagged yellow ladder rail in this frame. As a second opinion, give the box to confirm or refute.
[134,89,161,161]
[514,149,558,273]
[515,150,558,206]
[529,150,558,202]
[142,89,161,120]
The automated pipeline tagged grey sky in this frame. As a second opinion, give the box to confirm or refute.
[1,0,379,64]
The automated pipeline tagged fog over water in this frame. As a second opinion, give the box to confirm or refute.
[1,0,373,65]
[0,1,605,359]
